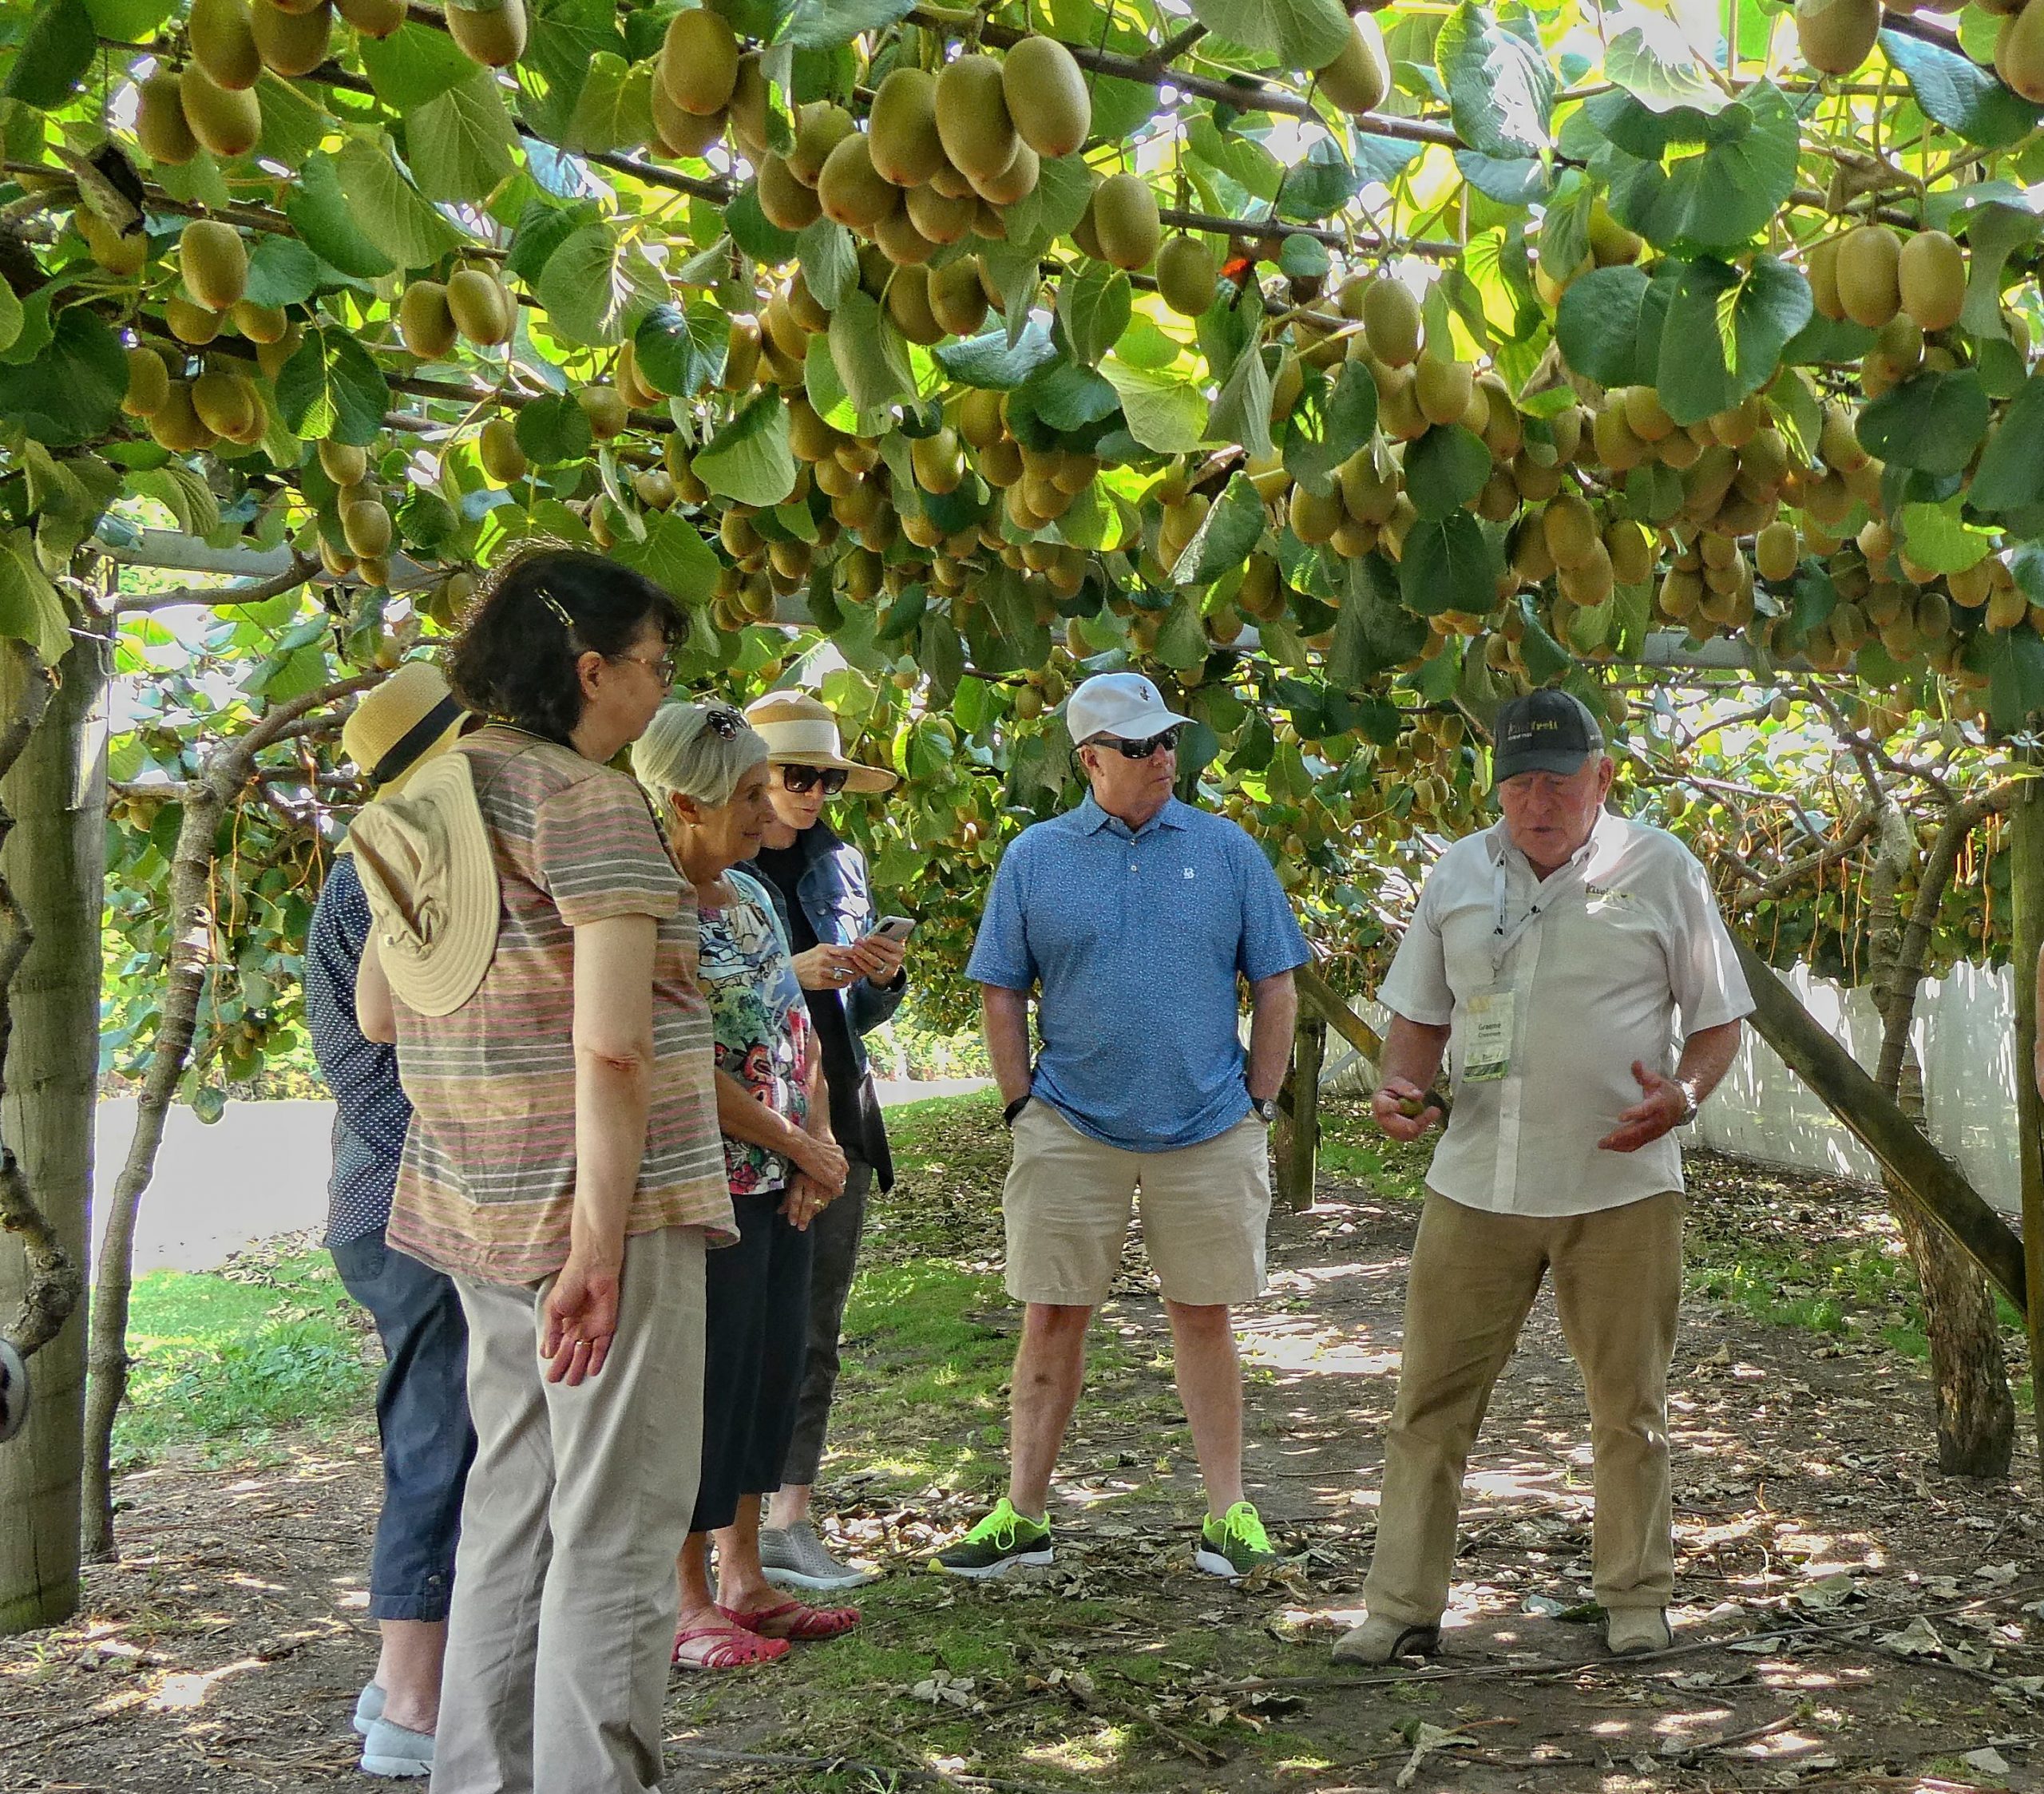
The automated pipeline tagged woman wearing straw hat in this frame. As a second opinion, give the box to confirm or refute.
[632,703,858,1665]
[739,691,907,1594]
[351,547,730,1794]
[306,662,475,1779]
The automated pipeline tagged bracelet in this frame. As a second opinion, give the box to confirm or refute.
[1003,1094,1031,1128]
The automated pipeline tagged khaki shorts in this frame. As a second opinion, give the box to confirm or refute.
[1000,1101,1272,1308]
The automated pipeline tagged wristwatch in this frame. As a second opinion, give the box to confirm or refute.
[1674,1079,1701,1125]
[1248,1094,1278,1124]
[1003,1093,1032,1128]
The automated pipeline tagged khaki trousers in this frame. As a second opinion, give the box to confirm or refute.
[432,1225,707,1794]
[1364,1190,1682,1627]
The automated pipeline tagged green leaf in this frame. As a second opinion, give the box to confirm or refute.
[1971,626,2044,731]
[1604,81,1799,256]
[612,509,720,604]
[562,52,656,156]
[1554,263,1654,386]
[254,68,329,169]
[1437,2,1555,161]
[1515,592,1571,680]
[1101,357,1208,453]
[1012,360,1118,432]
[779,0,912,48]
[877,581,928,644]
[933,315,1060,390]
[695,390,797,507]
[1284,361,1377,495]
[287,153,398,280]
[1187,0,1350,65]
[1170,474,1265,586]
[1153,593,1208,669]
[242,233,325,307]
[410,71,519,202]
[796,219,858,310]
[515,392,592,465]
[636,298,728,395]
[520,0,627,137]
[1455,149,1551,206]
[1398,513,1501,616]
[81,0,176,37]
[2,0,93,110]
[0,533,71,663]
[334,136,465,270]
[1186,117,1282,202]
[358,23,478,109]
[128,464,222,537]
[1207,344,1274,461]
[727,180,804,265]
[829,290,916,417]
[535,220,667,346]
[275,327,391,446]
[1898,500,1994,575]
[0,306,125,446]
[503,198,592,283]
[1329,553,1430,687]
[1404,425,1493,518]
[1603,19,1729,115]
[1880,28,2041,150]
[1855,369,1991,477]
[1967,374,2044,513]
[0,280,20,357]
[1654,254,1812,427]
[1056,266,1131,367]
[1958,202,2042,339]
[1000,154,1095,256]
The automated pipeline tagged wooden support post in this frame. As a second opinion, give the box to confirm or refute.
[1274,1016,1325,1212]
[2008,766,2044,1472]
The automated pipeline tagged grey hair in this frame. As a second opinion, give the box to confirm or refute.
[632,701,767,811]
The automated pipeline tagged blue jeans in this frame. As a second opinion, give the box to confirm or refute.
[331,1228,475,1622]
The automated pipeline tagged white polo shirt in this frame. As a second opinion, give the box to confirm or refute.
[1380,811,1752,1218]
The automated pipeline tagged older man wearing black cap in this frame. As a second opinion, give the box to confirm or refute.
[1337,689,1751,1666]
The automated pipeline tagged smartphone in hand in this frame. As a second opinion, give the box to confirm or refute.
[869,915,917,944]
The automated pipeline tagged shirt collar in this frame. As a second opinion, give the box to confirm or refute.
[1078,794,1186,838]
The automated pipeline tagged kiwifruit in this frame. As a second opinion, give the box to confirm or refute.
[1604,517,1654,584]
[122,345,170,418]
[319,438,367,484]
[446,0,526,67]
[1317,12,1389,115]
[1898,228,1965,332]
[817,133,896,229]
[148,380,218,452]
[1835,224,1902,328]
[578,384,628,438]
[231,299,287,342]
[661,7,739,115]
[721,315,761,391]
[784,271,830,335]
[929,259,990,337]
[180,63,262,159]
[759,154,822,231]
[1090,172,1159,271]
[179,219,248,311]
[189,0,262,90]
[343,497,393,558]
[1543,493,1599,569]
[77,208,147,275]
[904,182,975,246]
[874,204,939,266]
[251,0,332,76]
[650,86,725,158]
[446,267,514,345]
[192,368,256,439]
[727,55,770,160]
[1998,0,2044,101]
[166,293,224,344]
[136,69,197,164]
[887,265,945,345]
[1795,0,1880,74]
[334,0,403,33]
[1587,200,1643,267]
[1414,357,1473,427]
[1001,34,1090,158]
[256,321,301,376]
[933,55,1017,185]
[1621,383,1675,442]
[1289,483,1344,545]
[398,281,458,358]
[972,197,1007,240]
[788,101,854,186]
[1361,275,1422,366]
[762,295,807,363]
[1155,236,1218,318]
[971,141,1038,207]
[869,67,945,187]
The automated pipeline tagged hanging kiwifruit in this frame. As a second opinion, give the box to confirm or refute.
[758,154,823,231]
[122,346,170,418]
[661,6,739,114]
[136,69,197,164]
[887,266,945,345]
[1998,0,2044,102]
[1155,236,1218,318]
[398,281,458,359]
[1835,224,1902,328]
[446,0,526,66]
[256,320,301,378]
[178,219,248,311]
[446,267,514,345]
[971,141,1039,208]
[179,63,262,159]
[231,299,288,343]
[319,438,367,485]
[1317,13,1390,115]
[478,416,528,484]
[148,380,218,452]
[905,183,976,246]
[1361,276,1423,366]
[929,258,990,337]
[188,0,262,90]
[578,385,628,438]
[818,133,896,229]
[874,206,939,267]
[192,368,257,441]
[1795,0,1880,75]
[343,496,393,558]
[933,55,1017,185]
[166,294,224,344]
[77,208,147,276]
[651,85,725,158]
[251,0,333,77]
[1090,172,1159,271]
[1897,229,1965,332]
[869,67,946,186]
[1001,34,1090,158]
[334,0,404,34]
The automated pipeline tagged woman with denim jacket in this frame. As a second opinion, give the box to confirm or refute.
[739,692,906,1590]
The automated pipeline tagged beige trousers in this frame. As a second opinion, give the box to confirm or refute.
[1364,1190,1683,1627]
[432,1225,707,1794]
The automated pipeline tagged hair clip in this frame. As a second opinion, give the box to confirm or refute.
[538,591,576,633]
[703,705,743,739]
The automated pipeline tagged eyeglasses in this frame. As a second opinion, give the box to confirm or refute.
[1089,728,1182,760]
[778,762,850,796]
[613,649,679,687]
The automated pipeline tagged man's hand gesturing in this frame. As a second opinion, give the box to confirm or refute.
[1373,1077,1443,1143]
[1597,1061,1690,1153]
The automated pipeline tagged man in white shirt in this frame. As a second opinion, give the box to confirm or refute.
[1337,690,1750,1665]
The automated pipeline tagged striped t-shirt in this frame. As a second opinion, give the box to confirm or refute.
[385,724,733,1285]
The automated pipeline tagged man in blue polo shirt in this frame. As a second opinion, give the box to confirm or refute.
[933,671,1309,1581]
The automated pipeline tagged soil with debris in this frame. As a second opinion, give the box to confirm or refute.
[6,1137,2043,1794]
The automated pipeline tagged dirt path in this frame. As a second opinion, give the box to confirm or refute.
[6,1136,2043,1792]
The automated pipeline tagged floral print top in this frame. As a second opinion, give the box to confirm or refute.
[699,869,814,1196]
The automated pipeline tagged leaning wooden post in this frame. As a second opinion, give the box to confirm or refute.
[1274,1015,1324,1211]
[2009,763,2044,1475]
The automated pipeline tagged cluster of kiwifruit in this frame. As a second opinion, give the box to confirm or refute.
[396,267,517,360]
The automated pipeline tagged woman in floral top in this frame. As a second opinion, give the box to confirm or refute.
[632,702,859,1670]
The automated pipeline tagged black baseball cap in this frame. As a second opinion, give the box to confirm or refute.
[1492,690,1606,786]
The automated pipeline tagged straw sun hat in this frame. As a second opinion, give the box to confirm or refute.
[342,660,470,794]
[743,691,899,794]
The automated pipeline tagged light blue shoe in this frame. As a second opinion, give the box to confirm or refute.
[352,1683,383,1739]
[360,1715,434,1779]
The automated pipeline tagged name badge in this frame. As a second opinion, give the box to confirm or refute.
[1463,985,1515,1083]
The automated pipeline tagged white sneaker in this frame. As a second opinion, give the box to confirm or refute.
[360,1717,434,1779]
[759,1520,873,1591]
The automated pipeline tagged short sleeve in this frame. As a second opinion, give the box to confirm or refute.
[1662,847,1753,1032]
[1230,830,1310,982]
[1378,869,1454,1027]
[537,769,683,929]
[965,838,1036,991]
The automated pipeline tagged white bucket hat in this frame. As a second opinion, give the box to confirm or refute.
[348,751,499,1017]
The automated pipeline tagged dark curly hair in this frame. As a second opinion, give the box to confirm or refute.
[448,546,680,745]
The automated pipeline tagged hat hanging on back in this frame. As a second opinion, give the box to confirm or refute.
[1064,671,1193,745]
[343,661,469,795]
[1491,689,1606,787]
[348,754,499,1017]
[743,691,899,793]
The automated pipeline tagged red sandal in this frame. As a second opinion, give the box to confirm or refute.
[716,1598,860,1642]
[672,1621,790,1669]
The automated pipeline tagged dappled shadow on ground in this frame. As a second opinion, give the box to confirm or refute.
[5,1108,2043,1792]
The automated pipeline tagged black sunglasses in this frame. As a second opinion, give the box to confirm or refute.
[1090,728,1182,760]
[778,762,850,795]
[703,705,743,738]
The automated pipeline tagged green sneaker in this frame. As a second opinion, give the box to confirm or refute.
[1195,1501,1282,1579]
[929,1498,1053,1579]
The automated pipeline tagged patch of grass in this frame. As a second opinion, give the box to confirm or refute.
[1315,1098,1430,1201]
[114,1246,373,1467]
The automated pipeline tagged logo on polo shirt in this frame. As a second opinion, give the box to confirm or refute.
[1183,867,1195,879]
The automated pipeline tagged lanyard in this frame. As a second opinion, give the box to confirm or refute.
[1489,856,1544,980]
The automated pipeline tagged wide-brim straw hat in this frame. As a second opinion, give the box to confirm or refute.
[343,661,469,795]
[347,751,498,1018]
[743,691,898,794]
